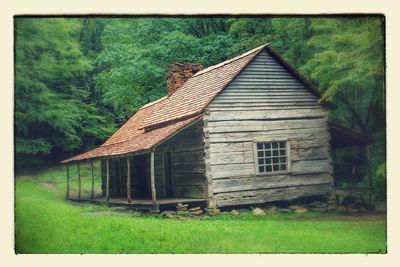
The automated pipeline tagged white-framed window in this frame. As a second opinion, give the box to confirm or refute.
[254,139,290,174]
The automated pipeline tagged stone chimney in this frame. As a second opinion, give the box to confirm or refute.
[166,62,203,96]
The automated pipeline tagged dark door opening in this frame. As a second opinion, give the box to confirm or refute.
[164,151,173,198]
[113,159,122,196]
[132,154,150,197]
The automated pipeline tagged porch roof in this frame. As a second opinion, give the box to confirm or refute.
[328,121,374,148]
[61,114,201,164]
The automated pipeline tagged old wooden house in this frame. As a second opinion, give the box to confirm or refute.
[62,44,372,210]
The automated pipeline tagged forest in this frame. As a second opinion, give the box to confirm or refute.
[14,16,386,200]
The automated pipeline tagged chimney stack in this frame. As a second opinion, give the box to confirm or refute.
[166,62,203,96]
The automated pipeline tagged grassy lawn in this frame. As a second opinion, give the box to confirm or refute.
[15,165,387,254]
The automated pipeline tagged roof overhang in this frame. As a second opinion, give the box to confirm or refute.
[61,115,202,164]
[328,121,374,148]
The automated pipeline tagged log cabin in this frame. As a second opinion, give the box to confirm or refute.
[61,44,373,210]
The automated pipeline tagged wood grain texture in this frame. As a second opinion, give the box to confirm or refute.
[150,150,156,204]
[208,109,326,122]
[66,164,70,199]
[213,173,332,193]
[105,159,110,202]
[215,184,333,207]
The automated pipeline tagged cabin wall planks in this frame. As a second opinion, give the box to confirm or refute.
[155,120,207,199]
[205,50,334,207]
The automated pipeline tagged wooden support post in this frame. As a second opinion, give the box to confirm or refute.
[118,158,122,196]
[66,164,70,199]
[77,162,81,201]
[366,145,374,209]
[150,150,157,209]
[90,161,95,200]
[105,159,110,203]
[127,157,132,203]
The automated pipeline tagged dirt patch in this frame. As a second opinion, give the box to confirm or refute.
[282,212,386,222]
[16,175,35,181]
[40,182,60,192]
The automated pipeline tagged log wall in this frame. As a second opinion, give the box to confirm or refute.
[154,120,207,199]
[205,49,334,207]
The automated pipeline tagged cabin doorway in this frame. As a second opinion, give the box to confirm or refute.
[163,151,173,198]
[132,154,150,197]
[113,159,123,196]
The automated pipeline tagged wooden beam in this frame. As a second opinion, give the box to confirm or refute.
[127,157,132,203]
[150,150,157,208]
[106,159,110,203]
[90,161,94,200]
[66,164,70,199]
[77,162,81,201]
[118,158,123,196]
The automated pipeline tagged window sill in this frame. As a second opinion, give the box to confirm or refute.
[255,171,291,176]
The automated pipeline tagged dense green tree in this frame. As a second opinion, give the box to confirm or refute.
[15,18,113,166]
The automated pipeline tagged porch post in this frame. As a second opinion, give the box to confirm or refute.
[66,164,70,199]
[105,158,110,203]
[77,162,81,201]
[366,145,374,208]
[127,157,132,203]
[150,150,157,210]
[90,161,95,200]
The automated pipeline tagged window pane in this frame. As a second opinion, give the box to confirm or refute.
[255,140,288,173]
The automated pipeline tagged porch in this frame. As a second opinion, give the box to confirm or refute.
[64,151,207,211]
[68,193,207,211]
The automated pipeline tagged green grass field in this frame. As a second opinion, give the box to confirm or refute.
[15,165,387,254]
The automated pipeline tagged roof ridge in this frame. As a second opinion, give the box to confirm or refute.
[192,43,268,78]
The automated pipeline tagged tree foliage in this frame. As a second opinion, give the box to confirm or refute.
[15,18,114,165]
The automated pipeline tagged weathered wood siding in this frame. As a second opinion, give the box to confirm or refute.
[205,49,334,207]
[154,120,207,199]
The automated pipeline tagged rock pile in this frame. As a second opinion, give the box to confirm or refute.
[162,211,175,219]
[188,206,203,216]
[205,206,221,216]
[176,203,189,215]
